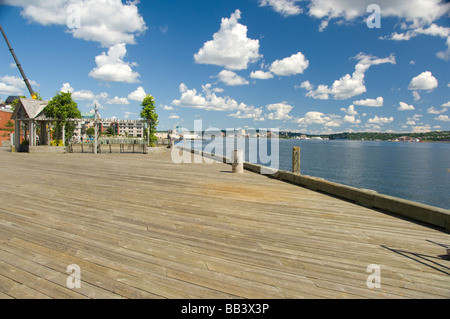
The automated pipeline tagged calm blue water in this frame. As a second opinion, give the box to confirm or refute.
[180,138,450,209]
[279,139,450,210]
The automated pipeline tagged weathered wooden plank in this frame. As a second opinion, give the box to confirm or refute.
[165,268,283,299]
[0,149,449,299]
[0,273,51,299]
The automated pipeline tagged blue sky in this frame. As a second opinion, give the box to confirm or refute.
[0,0,449,133]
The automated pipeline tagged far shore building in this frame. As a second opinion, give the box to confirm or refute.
[155,132,169,139]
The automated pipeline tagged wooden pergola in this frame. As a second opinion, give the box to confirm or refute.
[10,98,59,151]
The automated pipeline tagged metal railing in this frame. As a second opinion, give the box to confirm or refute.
[67,138,170,154]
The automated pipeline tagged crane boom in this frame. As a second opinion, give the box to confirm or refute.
[0,24,37,99]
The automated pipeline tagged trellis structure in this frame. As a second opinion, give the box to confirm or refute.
[10,98,63,152]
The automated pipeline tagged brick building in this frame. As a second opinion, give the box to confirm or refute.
[0,109,14,146]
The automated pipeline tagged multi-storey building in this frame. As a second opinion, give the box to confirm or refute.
[73,116,146,138]
[74,113,145,138]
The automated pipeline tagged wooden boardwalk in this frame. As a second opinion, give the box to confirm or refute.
[0,148,449,299]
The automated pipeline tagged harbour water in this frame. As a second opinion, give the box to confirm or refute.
[182,138,450,210]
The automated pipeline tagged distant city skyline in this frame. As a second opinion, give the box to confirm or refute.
[0,0,449,134]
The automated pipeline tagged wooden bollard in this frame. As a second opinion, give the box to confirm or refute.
[292,147,300,174]
[232,149,244,173]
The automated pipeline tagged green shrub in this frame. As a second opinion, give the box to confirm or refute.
[50,139,64,146]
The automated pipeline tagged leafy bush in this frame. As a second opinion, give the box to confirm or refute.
[50,139,64,146]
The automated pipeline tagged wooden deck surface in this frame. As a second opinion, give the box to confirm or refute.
[0,147,449,299]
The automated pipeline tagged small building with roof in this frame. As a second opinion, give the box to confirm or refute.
[5,96,21,105]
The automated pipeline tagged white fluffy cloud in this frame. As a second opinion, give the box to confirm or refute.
[340,105,361,124]
[172,83,249,112]
[408,71,438,91]
[89,43,140,83]
[5,0,147,90]
[398,101,415,111]
[194,10,261,70]
[259,0,302,17]
[229,107,265,121]
[341,105,358,116]
[381,24,450,60]
[249,52,309,80]
[5,1,147,88]
[411,125,432,133]
[128,86,147,102]
[307,0,449,28]
[406,114,423,126]
[298,81,313,91]
[368,115,394,124]
[309,0,450,59]
[250,70,274,80]
[412,91,421,101]
[217,70,249,86]
[269,52,309,76]
[72,90,97,100]
[265,102,293,120]
[427,106,448,114]
[0,82,23,96]
[171,83,298,122]
[343,115,361,124]
[353,97,383,107]
[161,104,174,111]
[60,82,74,93]
[435,115,450,122]
[0,75,40,96]
[303,53,395,100]
[60,82,112,102]
[106,96,129,105]
[6,0,147,48]
[295,111,330,125]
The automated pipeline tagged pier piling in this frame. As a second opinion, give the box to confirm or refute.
[292,147,300,174]
[232,149,244,173]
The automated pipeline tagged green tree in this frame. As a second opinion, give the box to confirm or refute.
[1,120,14,137]
[140,94,159,146]
[106,126,116,136]
[86,127,95,136]
[44,91,81,143]
[10,96,26,111]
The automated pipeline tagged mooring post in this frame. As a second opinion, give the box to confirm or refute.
[292,147,300,174]
[232,149,244,173]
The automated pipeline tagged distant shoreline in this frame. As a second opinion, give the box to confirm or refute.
[282,138,450,143]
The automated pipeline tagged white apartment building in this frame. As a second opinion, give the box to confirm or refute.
[73,118,145,138]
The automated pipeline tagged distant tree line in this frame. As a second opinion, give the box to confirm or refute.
[327,131,450,142]
[281,131,450,142]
